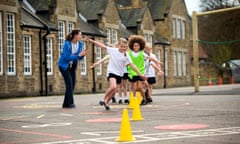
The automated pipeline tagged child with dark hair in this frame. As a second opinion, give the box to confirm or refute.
[127,35,159,105]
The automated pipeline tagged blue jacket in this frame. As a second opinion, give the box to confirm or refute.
[58,40,84,70]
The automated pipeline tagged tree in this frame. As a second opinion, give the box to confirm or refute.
[200,0,240,11]
[198,0,240,65]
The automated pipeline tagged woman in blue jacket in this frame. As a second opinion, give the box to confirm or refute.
[58,29,87,108]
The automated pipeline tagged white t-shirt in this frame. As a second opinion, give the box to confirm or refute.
[107,47,132,76]
[145,53,158,77]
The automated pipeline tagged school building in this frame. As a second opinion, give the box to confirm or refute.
[0,0,192,97]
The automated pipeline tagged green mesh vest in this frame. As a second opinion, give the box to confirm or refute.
[128,50,145,79]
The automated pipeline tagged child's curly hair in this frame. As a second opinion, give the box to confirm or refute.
[128,35,146,51]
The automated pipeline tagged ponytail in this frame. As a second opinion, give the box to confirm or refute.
[65,29,81,41]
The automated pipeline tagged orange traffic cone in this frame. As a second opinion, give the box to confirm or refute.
[208,76,212,86]
[116,109,135,142]
[231,76,235,85]
[219,76,223,85]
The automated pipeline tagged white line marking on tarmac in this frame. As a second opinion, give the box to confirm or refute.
[35,127,240,144]
[0,115,27,120]
[81,130,144,136]
[60,113,73,117]
[37,114,45,119]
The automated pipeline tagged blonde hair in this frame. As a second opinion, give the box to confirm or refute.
[145,42,152,49]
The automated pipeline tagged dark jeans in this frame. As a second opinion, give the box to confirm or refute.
[59,64,77,107]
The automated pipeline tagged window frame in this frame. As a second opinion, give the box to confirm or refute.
[173,51,177,76]
[68,22,75,33]
[46,37,53,75]
[6,13,16,75]
[23,35,32,75]
[177,51,182,76]
[81,42,87,75]
[58,21,65,55]
[106,28,111,44]
[0,12,3,75]
[112,29,118,45]
[96,46,102,76]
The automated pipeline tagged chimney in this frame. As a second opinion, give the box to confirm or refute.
[132,0,143,8]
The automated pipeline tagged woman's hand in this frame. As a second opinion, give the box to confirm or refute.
[79,49,87,57]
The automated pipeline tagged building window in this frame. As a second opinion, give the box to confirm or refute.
[173,52,177,76]
[182,52,186,76]
[112,29,118,45]
[172,16,186,40]
[177,52,182,76]
[81,42,87,75]
[46,38,53,75]
[181,20,186,39]
[58,21,65,55]
[96,46,102,75]
[68,22,75,33]
[0,12,2,75]
[106,28,111,44]
[7,13,16,75]
[144,34,153,47]
[165,50,168,76]
[176,19,181,39]
[157,49,161,61]
[23,35,32,75]
[172,18,176,38]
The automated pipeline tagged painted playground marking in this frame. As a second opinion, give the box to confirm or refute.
[154,124,209,130]
[22,123,72,128]
[35,127,240,144]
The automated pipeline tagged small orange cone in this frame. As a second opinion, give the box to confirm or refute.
[131,98,144,121]
[136,91,142,105]
[128,92,135,109]
[208,76,212,86]
[116,109,135,142]
[219,76,223,85]
[231,76,235,85]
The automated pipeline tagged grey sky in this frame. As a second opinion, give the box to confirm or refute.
[184,0,201,15]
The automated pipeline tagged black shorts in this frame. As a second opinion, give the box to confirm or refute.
[122,73,129,80]
[107,73,122,84]
[147,77,156,84]
[129,76,144,83]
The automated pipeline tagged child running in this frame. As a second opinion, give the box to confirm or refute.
[127,35,159,105]
[87,37,146,110]
[144,43,164,103]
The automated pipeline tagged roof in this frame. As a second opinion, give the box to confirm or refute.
[154,33,170,45]
[118,8,145,27]
[146,0,172,20]
[79,15,106,37]
[26,0,52,12]
[76,0,108,21]
[190,46,208,59]
[21,8,45,29]
[21,2,57,30]
[119,23,133,39]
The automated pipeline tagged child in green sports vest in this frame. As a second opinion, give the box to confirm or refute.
[128,35,160,105]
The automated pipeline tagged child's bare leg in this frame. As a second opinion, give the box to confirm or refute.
[148,84,153,98]
[104,78,117,105]
[105,89,117,105]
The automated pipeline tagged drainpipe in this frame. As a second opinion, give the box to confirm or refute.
[91,36,96,93]
[163,45,167,88]
[39,30,43,95]
[42,28,50,96]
